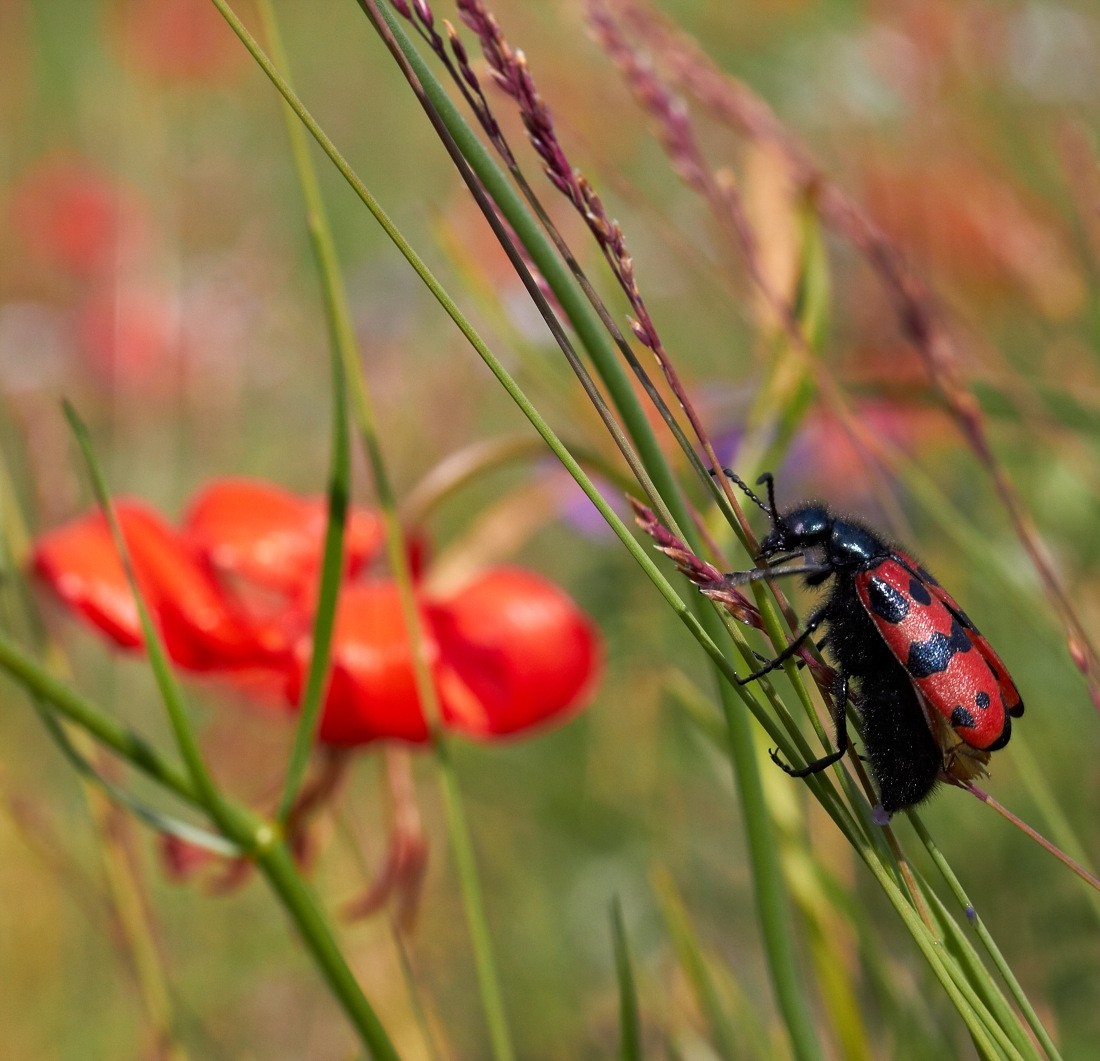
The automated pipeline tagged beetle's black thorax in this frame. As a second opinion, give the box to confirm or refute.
[821,517,891,574]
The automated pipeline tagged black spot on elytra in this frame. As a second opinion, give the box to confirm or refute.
[975,690,991,709]
[905,617,972,678]
[866,577,910,624]
[908,578,932,606]
[917,564,939,586]
[951,705,977,729]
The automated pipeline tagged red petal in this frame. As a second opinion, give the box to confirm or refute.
[33,507,144,649]
[430,567,601,738]
[33,501,279,671]
[289,581,435,747]
[183,478,384,596]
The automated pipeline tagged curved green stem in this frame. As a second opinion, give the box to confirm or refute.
[254,840,401,1060]
[0,633,199,804]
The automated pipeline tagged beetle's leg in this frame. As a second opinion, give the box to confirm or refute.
[737,605,828,684]
[769,670,850,777]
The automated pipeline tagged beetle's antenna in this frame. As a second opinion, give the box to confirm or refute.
[756,472,780,523]
[713,467,770,517]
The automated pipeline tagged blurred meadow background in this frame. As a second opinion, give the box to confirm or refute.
[3,0,1100,1057]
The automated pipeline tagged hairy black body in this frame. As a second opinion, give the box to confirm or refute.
[821,573,942,813]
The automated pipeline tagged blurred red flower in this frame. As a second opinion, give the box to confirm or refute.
[32,478,600,745]
[184,478,386,596]
[32,499,280,671]
[111,0,245,84]
[9,156,147,278]
[75,286,180,395]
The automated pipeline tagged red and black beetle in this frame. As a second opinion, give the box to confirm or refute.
[721,470,1024,816]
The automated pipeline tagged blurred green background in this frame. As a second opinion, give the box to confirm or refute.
[2,0,1100,1056]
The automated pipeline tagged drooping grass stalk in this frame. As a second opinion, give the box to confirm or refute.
[0,633,200,805]
[609,0,1100,710]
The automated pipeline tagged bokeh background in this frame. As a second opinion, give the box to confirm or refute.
[2,0,1100,1056]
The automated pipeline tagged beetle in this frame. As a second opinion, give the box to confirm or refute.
[719,469,1024,816]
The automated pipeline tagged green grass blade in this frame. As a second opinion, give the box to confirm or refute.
[909,813,1062,1059]
[611,896,644,1061]
[254,0,352,824]
[653,870,763,1059]
[0,631,200,805]
[61,400,401,1058]
[62,401,232,828]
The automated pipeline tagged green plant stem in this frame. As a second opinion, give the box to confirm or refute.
[0,625,401,1056]
[610,896,643,1061]
[717,690,822,1060]
[255,0,351,823]
[61,400,401,1057]
[254,839,401,1061]
[0,633,199,804]
[431,740,514,1061]
[909,815,1061,1059]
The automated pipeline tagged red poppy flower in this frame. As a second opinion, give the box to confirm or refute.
[287,581,437,746]
[183,478,385,596]
[33,480,601,746]
[431,568,601,739]
[286,569,600,746]
[32,500,283,671]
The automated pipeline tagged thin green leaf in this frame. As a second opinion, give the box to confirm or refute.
[909,813,1062,1059]
[62,401,232,830]
[35,705,239,857]
[611,896,644,1061]
[0,631,199,806]
[653,870,754,1060]
[255,0,351,824]
[924,887,1036,1061]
